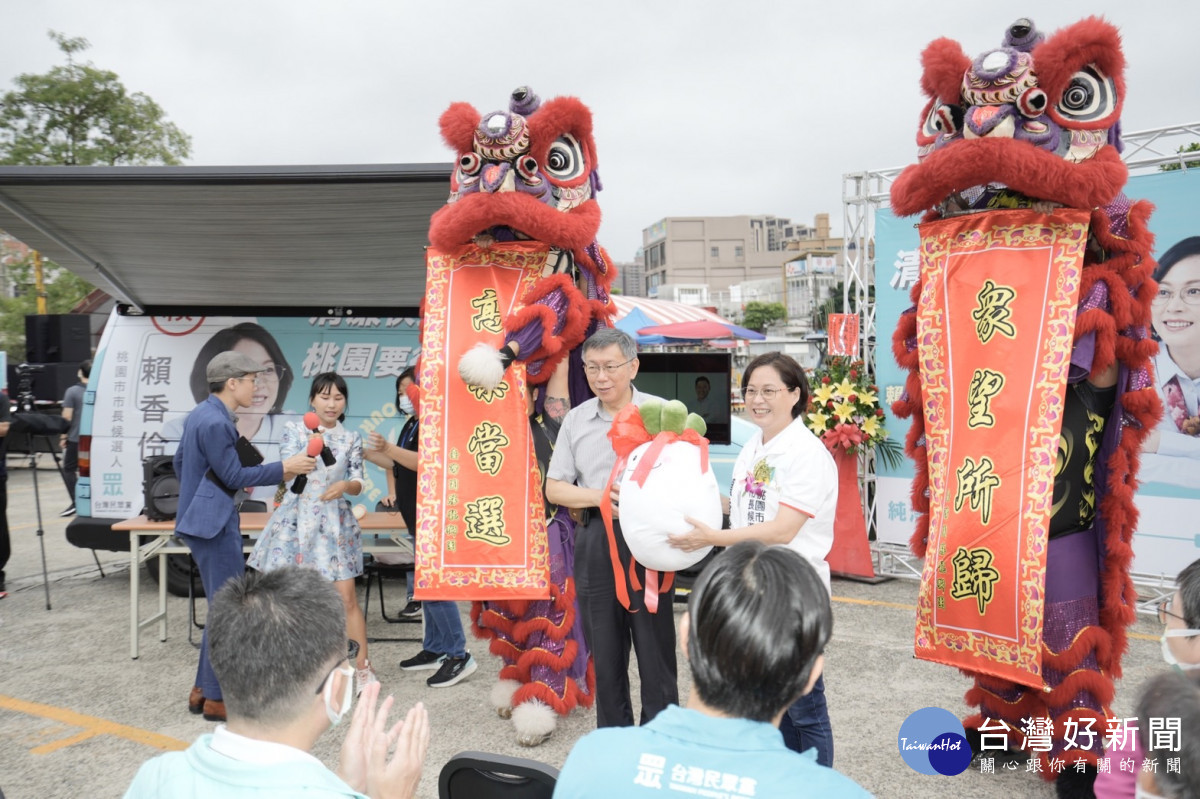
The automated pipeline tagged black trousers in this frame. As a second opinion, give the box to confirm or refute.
[0,475,8,587]
[574,514,678,727]
[62,441,78,503]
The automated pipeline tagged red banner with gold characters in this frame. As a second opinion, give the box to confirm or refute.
[913,209,1089,688]
[827,313,860,357]
[414,242,551,600]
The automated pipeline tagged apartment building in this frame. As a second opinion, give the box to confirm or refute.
[640,213,842,301]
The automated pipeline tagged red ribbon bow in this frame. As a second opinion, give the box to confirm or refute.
[822,422,865,453]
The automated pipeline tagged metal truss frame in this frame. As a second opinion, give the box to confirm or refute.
[841,122,1200,608]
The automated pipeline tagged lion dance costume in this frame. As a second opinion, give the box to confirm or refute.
[427,86,616,745]
[889,18,1160,795]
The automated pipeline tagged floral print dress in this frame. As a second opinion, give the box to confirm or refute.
[248,420,364,581]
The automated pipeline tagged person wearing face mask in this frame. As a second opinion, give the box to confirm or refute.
[366,368,421,618]
[123,566,431,799]
[1095,558,1200,799]
[367,372,478,690]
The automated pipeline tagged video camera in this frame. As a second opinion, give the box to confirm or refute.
[9,363,68,436]
[14,362,46,413]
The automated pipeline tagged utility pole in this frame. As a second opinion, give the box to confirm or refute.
[33,250,48,315]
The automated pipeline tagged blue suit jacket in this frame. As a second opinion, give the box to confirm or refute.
[174,395,284,539]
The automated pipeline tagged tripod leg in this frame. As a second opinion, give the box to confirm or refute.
[27,438,52,610]
[91,549,106,578]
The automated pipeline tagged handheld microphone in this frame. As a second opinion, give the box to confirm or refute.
[303,412,337,466]
[291,435,328,495]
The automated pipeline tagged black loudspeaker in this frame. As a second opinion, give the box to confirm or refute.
[143,456,180,522]
[26,314,90,363]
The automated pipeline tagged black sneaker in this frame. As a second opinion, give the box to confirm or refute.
[427,653,477,688]
[59,504,76,518]
[399,649,446,671]
[399,600,422,618]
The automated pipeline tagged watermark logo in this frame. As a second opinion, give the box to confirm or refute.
[898,707,972,776]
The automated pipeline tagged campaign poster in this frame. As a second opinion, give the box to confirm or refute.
[77,312,421,521]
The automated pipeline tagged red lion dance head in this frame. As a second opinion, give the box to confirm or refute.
[432,87,616,396]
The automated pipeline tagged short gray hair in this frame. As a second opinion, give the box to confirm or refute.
[209,566,346,726]
[1138,670,1200,799]
[582,327,637,360]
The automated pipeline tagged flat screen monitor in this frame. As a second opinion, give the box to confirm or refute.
[634,351,732,445]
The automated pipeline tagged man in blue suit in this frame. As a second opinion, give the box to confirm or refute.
[175,351,316,722]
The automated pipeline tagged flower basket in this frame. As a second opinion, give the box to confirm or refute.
[805,356,901,580]
[805,357,903,470]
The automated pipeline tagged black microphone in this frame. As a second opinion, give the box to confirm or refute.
[304,411,337,466]
[290,434,328,495]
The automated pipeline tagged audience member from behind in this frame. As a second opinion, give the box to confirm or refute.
[1134,669,1200,799]
[124,566,430,799]
[1096,557,1200,799]
[553,541,871,798]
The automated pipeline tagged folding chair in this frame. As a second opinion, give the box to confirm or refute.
[438,751,558,799]
[360,501,421,642]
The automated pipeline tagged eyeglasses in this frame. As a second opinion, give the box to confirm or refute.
[743,386,791,400]
[1156,597,1195,633]
[316,639,360,694]
[1152,286,1200,306]
[583,358,635,377]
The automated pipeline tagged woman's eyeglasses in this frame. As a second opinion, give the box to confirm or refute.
[744,386,790,400]
[1152,286,1200,306]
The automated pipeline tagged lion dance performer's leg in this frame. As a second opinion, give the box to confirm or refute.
[472,505,594,746]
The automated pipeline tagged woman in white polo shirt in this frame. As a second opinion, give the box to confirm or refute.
[669,351,838,767]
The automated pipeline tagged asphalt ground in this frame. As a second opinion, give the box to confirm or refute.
[0,458,1169,798]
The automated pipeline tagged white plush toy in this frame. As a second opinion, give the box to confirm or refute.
[611,399,720,572]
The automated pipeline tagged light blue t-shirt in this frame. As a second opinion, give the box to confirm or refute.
[554,705,872,798]
[124,733,366,799]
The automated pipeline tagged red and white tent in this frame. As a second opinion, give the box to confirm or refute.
[610,295,731,325]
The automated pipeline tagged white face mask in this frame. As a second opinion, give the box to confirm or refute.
[1135,784,1167,799]
[1160,629,1200,670]
[323,661,355,726]
[398,394,414,416]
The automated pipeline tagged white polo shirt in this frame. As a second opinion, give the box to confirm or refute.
[729,416,837,594]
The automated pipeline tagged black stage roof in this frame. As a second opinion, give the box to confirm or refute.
[0,163,452,315]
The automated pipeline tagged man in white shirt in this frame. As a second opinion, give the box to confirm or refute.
[124,566,430,799]
[546,328,677,728]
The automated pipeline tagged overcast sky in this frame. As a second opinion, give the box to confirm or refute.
[4,0,1199,262]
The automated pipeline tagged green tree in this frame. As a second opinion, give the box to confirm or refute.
[0,31,191,165]
[811,282,875,333]
[741,301,787,332]
[1,240,95,361]
[0,31,192,361]
[1160,142,1200,172]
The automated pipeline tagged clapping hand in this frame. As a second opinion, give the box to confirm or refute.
[338,683,430,799]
